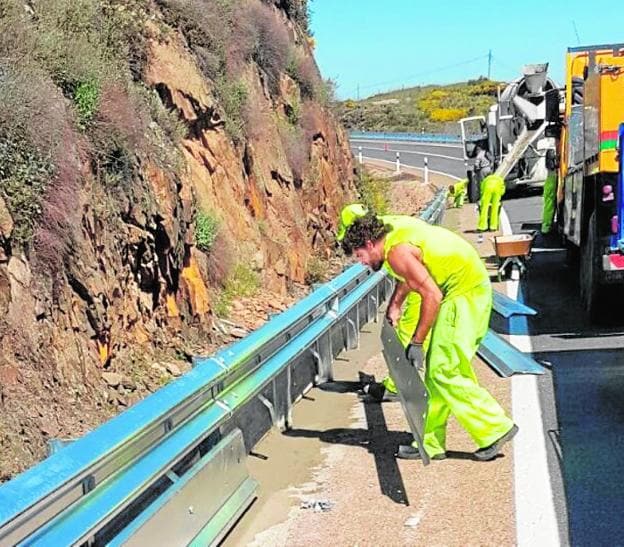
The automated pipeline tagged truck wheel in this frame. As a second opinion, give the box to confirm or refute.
[580,212,606,321]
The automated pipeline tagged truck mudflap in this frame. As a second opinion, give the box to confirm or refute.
[601,254,624,282]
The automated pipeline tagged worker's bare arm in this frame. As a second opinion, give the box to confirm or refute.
[387,244,442,343]
[386,281,410,326]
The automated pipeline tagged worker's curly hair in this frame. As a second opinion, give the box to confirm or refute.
[341,212,391,255]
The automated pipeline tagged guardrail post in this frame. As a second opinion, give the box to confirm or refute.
[311,332,333,384]
[424,156,429,185]
[395,152,401,174]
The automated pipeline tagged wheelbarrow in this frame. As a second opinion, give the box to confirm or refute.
[491,232,537,281]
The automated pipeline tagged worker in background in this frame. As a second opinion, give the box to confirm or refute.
[340,211,518,461]
[478,173,506,232]
[447,179,467,208]
[473,144,493,182]
[541,149,558,234]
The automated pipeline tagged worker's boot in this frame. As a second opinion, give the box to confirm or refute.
[396,444,446,460]
[361,381,398,403]
[474,424,519,461]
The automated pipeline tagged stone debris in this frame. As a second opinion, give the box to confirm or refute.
[404,512,424,528]
[164,363,182,377]
[102,372,122,388]
[151,363,168,375]
[300,499,334,513]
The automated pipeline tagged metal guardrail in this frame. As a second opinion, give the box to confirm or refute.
[0,188,447,546]
[349,131,462,144]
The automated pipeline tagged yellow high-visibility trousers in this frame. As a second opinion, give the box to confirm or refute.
[541,172,557,234]
[478,175,505,231]
[395,284,513,457]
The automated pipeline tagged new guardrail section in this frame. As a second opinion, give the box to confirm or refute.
[0,189,447,546]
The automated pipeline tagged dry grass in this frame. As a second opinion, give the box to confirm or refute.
[280,124,310,187]
[246,0,290,96]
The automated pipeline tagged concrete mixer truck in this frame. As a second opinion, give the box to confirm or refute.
[461,44,624,320]
[459,64,561,202]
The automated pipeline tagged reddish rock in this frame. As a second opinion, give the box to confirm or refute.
[0,366,19,386]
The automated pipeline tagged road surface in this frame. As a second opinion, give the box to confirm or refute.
[350,138,466,179]
[504,190,624,547]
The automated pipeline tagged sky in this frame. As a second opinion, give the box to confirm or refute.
[310,0,624,99]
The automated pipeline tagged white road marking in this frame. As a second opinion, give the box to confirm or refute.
[360,156,462,181]
[352,145,464,162]
[500,209,560,547]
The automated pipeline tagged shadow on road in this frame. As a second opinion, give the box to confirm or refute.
[316,381,364,394]
[501,194,624,545]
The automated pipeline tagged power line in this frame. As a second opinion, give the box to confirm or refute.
[572,20,581,46]
[490,54,520,80]
[352,54,490,97]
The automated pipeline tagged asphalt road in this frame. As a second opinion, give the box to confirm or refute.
[350,138,466,179]
[503,192,624,547]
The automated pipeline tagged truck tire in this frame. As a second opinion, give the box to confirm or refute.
[580,212,607,321]
[467,172,479,203]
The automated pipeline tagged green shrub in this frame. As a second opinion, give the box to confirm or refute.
[286,98,301,126]
[225,263,259,297]
[35,0,110,92]
[282,0,310,34]
[216,78,248,143]
[305,255,326,285]
[212,291,231,318]
[212,263,260,317]
[286,50,317,99]
[195,211,220,252]
[0,136,55,246]
[74,80,100,127]
[356,170,391,215]
[142,86,187,144]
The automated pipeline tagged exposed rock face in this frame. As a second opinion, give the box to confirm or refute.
[0,3,354,478]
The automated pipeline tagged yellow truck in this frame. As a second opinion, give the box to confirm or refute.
[558,44,624,319]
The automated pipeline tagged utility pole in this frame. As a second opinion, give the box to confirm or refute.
[488,50,492,80]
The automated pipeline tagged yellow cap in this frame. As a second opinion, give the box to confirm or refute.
[336,203,368,241]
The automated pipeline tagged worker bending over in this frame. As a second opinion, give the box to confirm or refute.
[447,179,467,208]
[478,174,506,232]
[340,211,518,461]
[337,204,414,401]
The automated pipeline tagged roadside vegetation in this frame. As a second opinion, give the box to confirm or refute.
[337,77,500,134]
[0,0,183,269]
[0,0,323,284]
[212,263,260,317]
[355,168,392,215]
